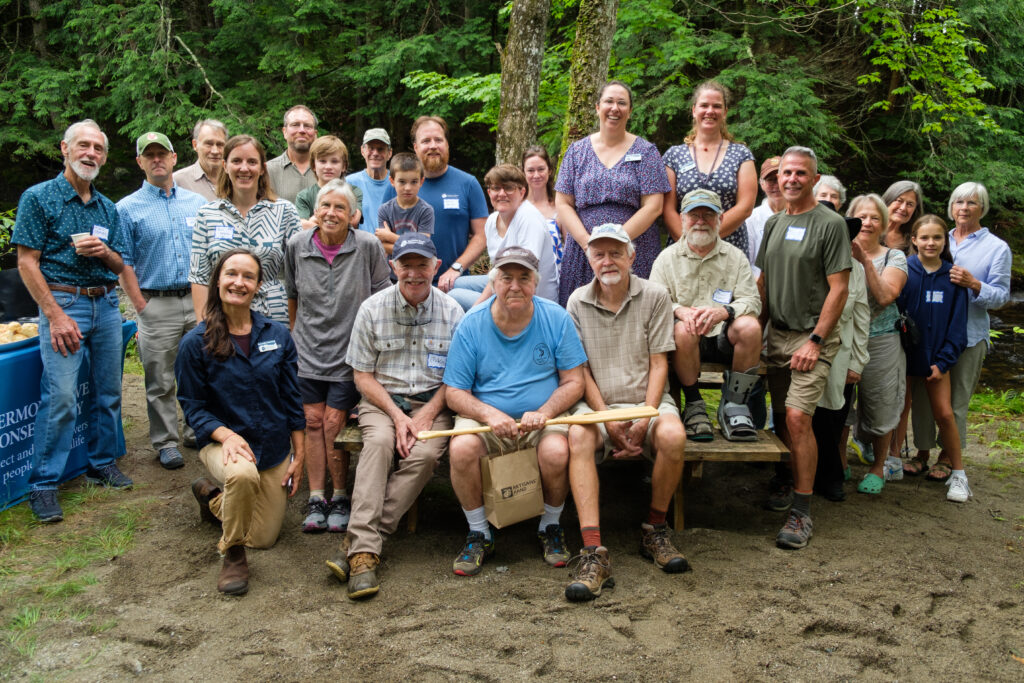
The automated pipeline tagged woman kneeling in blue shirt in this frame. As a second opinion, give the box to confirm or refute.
[176,248,306,595]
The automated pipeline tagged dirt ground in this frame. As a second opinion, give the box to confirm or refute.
[6,373,1024,681]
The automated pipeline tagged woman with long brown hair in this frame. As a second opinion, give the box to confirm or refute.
[176,248,306,596]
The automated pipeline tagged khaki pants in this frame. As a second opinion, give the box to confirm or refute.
[765,326,840,416]
[912,340,986,450]
[348,399,452,556]
[200,444,289,554]
[137,294,195,450]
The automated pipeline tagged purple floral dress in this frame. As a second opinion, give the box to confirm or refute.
[555,136,671,305]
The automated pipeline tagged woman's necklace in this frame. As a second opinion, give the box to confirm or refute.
[691,139,724,185]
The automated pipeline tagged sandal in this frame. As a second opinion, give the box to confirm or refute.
[857,473,884,495]
[683,400,714,442]
[926,462,952,482]
[903,455,928,476]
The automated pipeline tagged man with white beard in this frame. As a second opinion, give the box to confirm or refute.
[650,189,762,442]
[12,119,133,522]
[563,224,689,602]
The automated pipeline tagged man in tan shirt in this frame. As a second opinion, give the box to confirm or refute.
[172,119,227,201]
[650,189,762,442]
[564,224,688,602]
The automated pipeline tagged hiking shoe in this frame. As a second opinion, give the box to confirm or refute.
[85,463,133,489]
[183,433,198,449]
[158,446,185,470]
[325,535,351,582]
[452,531,494,576]
[776,509,813,550]
[640,523,690,573]
[218,545,248,595]
[347,552,380,600]
[565,546,614,601]
[191,477,222,526]
[302,498,329,533]
[326,495,351,533]
[29,490,63,523]
[538,524,571,567]
[765,475,794,511]
[946,475,972,503]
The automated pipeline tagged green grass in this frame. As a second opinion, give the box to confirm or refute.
[123,336,143,376]
[0,492,151,673]
[970,388,1024,417]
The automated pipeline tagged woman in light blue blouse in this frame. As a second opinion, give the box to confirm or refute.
[189,135,301,323]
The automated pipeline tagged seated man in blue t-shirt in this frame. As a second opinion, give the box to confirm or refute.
[443,246,586,578]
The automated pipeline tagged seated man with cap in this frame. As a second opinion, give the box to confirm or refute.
[443,245,586,577]
[563,223,689,602]
[650,189,762,442]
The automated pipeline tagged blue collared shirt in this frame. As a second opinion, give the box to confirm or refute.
[116,181,206,290]
[175,312,306,470]
[11,173,126,284]
[949,227,1012,347]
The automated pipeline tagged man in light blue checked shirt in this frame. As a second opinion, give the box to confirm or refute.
[117,131,207,470]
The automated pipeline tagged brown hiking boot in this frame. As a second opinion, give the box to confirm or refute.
[640,523,690,573]
[565,546,614,602]
[218,545,249,595]
[325,534,352,582]
[191,478,221,527]
[346,552,380,600]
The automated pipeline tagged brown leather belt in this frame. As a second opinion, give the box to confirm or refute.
[47,282,117,297]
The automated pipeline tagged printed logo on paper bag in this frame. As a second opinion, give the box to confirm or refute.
[501,479,538,499]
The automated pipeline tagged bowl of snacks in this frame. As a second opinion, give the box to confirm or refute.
[0,320,40,352]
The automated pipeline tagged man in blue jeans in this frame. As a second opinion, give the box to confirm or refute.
[12,119,133,523]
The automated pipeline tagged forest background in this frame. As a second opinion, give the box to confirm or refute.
[0,0,1021,268]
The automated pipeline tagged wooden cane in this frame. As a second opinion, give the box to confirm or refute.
[417,405,660,440]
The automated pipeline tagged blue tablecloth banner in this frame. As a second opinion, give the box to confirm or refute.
[1,320,137,510]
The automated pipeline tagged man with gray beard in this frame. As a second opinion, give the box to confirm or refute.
[650,189,762,442]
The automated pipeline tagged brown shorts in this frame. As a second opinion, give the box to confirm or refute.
[765,326,840,416]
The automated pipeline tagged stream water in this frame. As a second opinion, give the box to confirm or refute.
[980,292,1024,392]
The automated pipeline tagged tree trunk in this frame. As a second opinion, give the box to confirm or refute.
[559,0,619,163]
[495,0,551,166]
[27,0,48,57]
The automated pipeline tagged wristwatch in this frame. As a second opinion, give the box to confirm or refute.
[450,262,464,274]
[808,333,823,345]
[723,305,735,322]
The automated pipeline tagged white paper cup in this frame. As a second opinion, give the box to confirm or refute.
[70,232,91,245]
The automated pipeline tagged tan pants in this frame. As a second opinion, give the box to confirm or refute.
[200,444,289,554]
[348,399,452,556]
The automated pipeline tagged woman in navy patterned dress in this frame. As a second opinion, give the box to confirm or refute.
[662,81,757,256]
[190,135,301,323]
[554,81,671,305]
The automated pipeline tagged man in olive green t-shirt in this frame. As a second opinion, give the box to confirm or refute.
[754,146,851,551]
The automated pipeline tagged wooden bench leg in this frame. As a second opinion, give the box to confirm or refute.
[673,465,688,530]
[406,498,418,533]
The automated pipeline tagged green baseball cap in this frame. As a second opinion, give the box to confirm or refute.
[135,131,174,156]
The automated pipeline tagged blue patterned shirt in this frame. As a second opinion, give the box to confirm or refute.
[11,173,126,285]
[117,181,206,290]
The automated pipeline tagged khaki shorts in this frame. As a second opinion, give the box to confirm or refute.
[572,395,680,464]
[765,326,840,416]
[453,413,569,454]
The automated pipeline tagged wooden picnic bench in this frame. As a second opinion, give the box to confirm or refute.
[334,363,789,533]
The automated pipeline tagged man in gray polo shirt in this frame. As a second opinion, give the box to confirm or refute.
[266,105,318,203]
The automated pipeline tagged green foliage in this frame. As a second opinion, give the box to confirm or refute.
[0,208,14,265]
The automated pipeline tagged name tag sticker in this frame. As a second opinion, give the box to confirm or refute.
[927,290,944,303]
[623,153,643,163]
[427,353,447,370]
[214,225,234,240]
[91,225,109,240]
[785,226,806,242]
[442,196,460,210]
[712,288,733,304]
[185,217,196,228]
[679,162,696,173]
[257,340,279,353]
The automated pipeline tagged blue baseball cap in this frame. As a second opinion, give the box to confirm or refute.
[392,233,437,260]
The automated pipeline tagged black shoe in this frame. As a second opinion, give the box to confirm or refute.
[85,463,133,489]
[158,447,185,470]
[29,490,63,523]
[182,433,198,449]
[764,475,794,511]
[191,478,221,526]
[818,481,846,502]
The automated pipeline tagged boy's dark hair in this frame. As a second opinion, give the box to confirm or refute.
[390,152,423,176]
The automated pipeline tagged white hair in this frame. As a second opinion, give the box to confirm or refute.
[585,240,635,259]
[947,181,990,219]
[814,175,847,206]
[487,265,540,286]
[315,178,357,214]
[63,120,107,151]
[192,118,228,141]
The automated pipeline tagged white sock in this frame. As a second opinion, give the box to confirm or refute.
[331,490,347,500]
[309,490,325,501]
[538,503,563,532]
[951,469,966,479]
[464,506,491,539]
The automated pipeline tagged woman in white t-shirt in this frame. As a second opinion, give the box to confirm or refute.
[448,164,558,310]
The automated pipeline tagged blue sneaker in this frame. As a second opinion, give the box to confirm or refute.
[29,490,63,523]
[86,464,133,489]
[327,495,351,533]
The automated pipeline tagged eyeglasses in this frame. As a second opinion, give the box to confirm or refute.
[286,122,316,130]
[487,184,522,194]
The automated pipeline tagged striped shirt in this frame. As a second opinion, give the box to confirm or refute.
[117,181,206,290]
[346,285,464,395]
[189,198,301,323]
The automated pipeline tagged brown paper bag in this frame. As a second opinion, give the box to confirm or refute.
[480,445,544,529]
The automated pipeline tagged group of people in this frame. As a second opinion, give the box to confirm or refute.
[10,77,1012,604]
